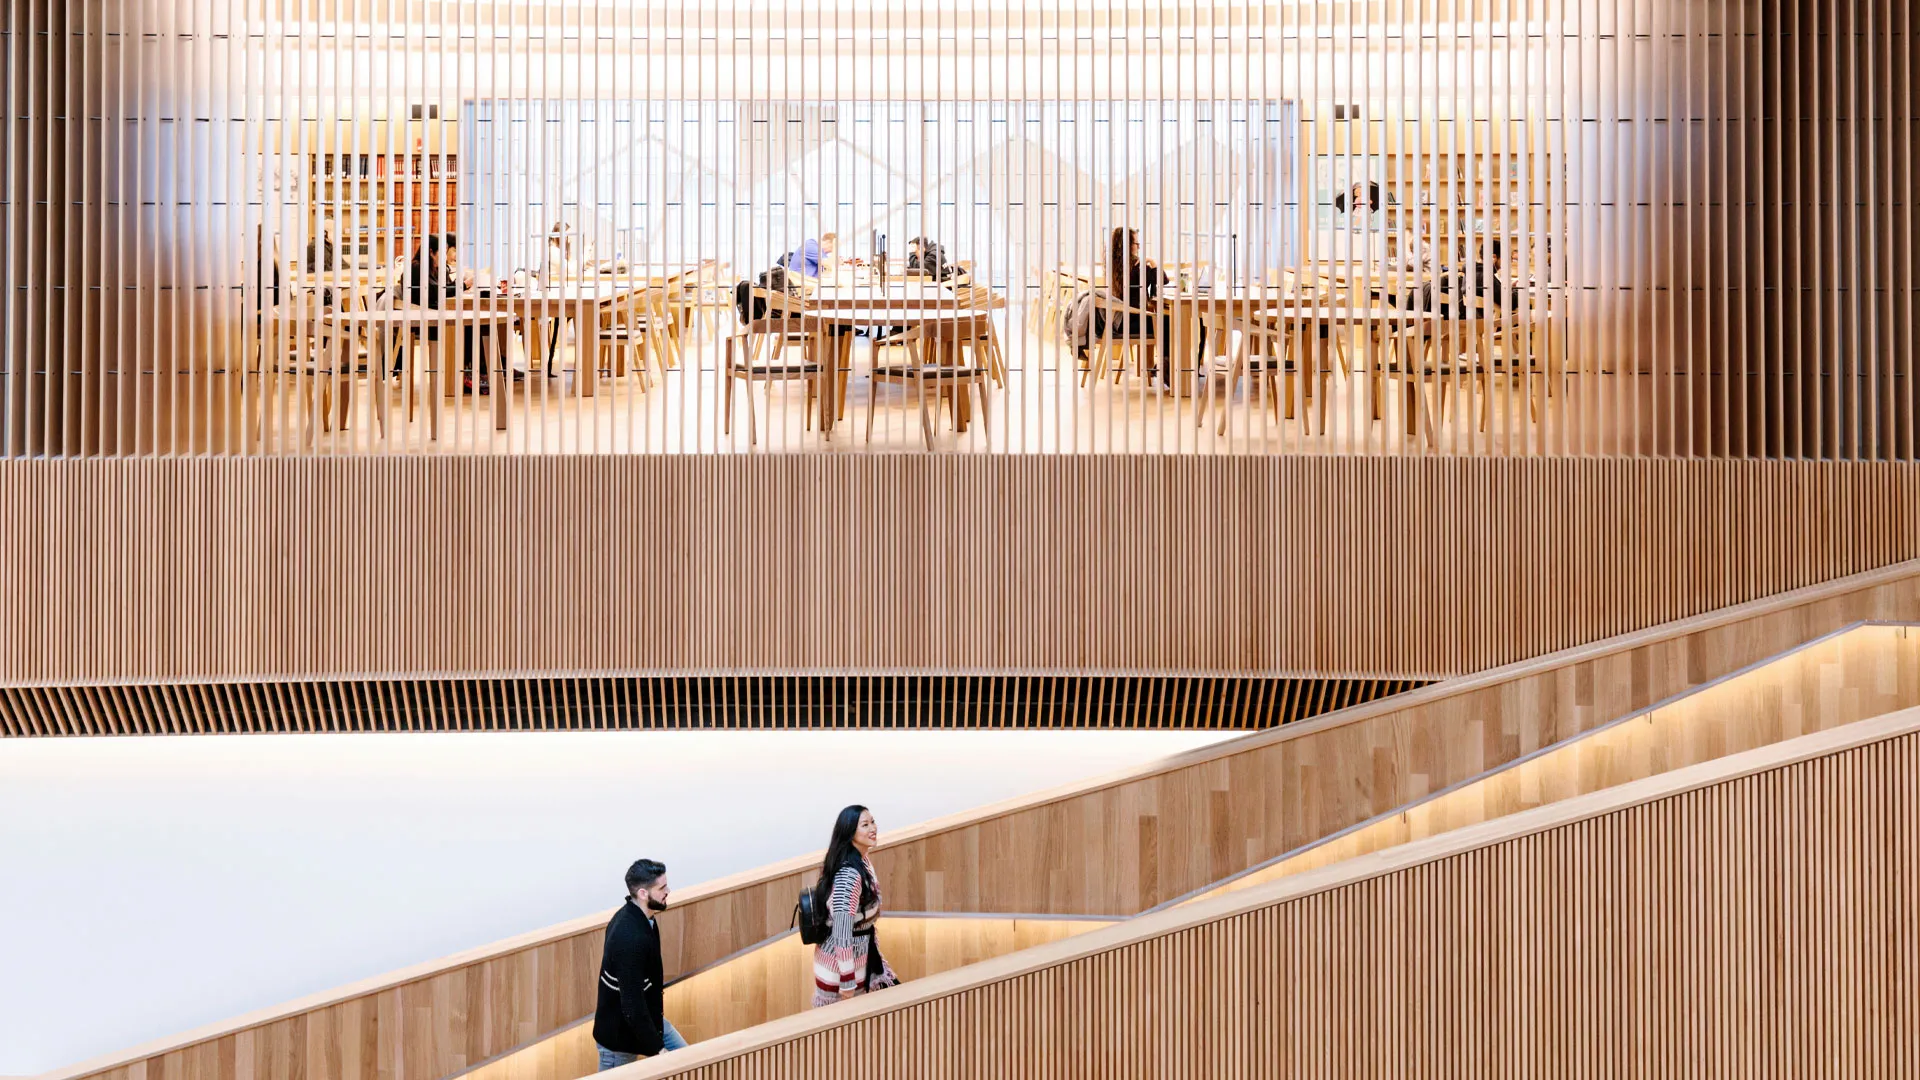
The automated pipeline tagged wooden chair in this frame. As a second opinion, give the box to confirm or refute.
[866,314,994,449]
[947,284,1007,386]
[1194,313,1327,436]
[1378,319,1482,449]
[596,288,675,389]
[1080,295,1161,387]
[258,291,384,447]
[723,287,820,444]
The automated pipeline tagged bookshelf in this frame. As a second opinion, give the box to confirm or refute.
[307,151,459,269]
[1305,117,1560,273]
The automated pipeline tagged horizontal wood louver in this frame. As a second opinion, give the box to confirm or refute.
[0,673,1422,737]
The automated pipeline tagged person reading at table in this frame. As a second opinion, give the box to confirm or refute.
[782,233,837,279]
[1105,226,1175,388]
[403,234,498,393]
[905,236,957,282]
[1403,237,1518,319]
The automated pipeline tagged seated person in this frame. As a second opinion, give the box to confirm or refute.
[1069,226,1184,386]
[904,236,956,282]
[781,232,837,279]
[403,234,496,392]
[1403,238,1517,318]
[305,219,341,306]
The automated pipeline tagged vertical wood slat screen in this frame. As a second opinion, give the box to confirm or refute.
[2,456,1918,686]
[2,2,1911,459]
[636,715,1920,1079]
[38,571,1920,1080]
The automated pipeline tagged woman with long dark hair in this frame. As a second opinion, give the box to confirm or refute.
[810,805,898,1007]
[1105,225,1175,386]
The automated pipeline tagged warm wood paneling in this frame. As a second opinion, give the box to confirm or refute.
[5,457,1920,687]
[38,562,1920,1080]
[631,712,1920,1078]
[1191,622,1920,904]
[420,624,1920,1080]
[453,917,1106,1080]
[0,674,1420,737]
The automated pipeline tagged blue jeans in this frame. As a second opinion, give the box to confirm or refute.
[597,1021,687,1069]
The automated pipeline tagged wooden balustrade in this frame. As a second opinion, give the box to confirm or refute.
[632,711,1920,1078]
[5,457,1920,694]
[39,560,1920,1080]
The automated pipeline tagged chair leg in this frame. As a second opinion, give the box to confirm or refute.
[972,376,991,440]
[865,377,881,443]
[917,377,936,450]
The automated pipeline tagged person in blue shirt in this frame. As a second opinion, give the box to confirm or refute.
[783,232,838,278]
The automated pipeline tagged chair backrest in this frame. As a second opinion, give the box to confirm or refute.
[1087,294,1156,341]
[737,285,810,334]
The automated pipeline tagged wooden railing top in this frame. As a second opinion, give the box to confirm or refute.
[36,555,1920,1080]
[622,704,1920,1077]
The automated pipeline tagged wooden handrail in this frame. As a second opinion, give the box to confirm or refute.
[38,558,1920,1080]
[629,707,1920,1077]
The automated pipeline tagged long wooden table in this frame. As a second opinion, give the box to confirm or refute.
[447,289,650,401]
[808,281,1009,311]
[786,303,1002,435]
[302,308,517,439]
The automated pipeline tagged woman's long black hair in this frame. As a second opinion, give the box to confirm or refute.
[1108,226,1138,298]
[813,804,871,909]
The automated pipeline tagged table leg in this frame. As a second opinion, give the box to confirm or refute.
[443,326,460,399]
[430,332,447,440]
[493,319,510,432]
[579,310,599,398]
[1169,307,1199,397]
[529,320,549,380]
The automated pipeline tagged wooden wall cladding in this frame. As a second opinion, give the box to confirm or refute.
[41,563,1920,1080]
[453,917,1108,1080]
[4,456,1920,688]
[632,713,1920,1079]
[1192,622,1920,905]
[0,673,1421,737]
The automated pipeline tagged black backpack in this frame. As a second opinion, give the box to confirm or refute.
[792,861,870,945]
[792,885,829,945]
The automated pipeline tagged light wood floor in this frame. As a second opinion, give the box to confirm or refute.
[256,322,1663,457]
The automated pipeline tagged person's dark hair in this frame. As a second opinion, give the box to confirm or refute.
[1108,226,1136,296]
[812,804,871,910]
[625,858,667,897]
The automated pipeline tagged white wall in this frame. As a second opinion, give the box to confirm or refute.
[0,728,1229,1075]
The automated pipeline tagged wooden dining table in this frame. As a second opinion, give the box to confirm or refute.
[808,280,1009,312]
[315,307,518,438]
[789,301,1003,435]
[446,288,649,402]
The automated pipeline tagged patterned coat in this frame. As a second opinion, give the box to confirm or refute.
[811,857,898,1006]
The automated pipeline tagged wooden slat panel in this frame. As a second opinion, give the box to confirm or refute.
[4,458,1920,686]
[430,623,1920,1080]
[39,564,1920,1080]
[634,713,1920,1078]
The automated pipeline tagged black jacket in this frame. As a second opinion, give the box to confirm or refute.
[592,899,665,1056]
